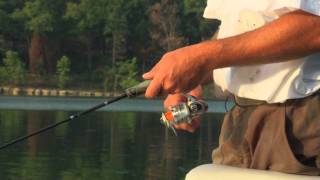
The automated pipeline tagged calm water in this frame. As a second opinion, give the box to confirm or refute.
[0,96,229,180]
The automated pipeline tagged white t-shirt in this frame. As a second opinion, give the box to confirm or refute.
[203,0,320,103]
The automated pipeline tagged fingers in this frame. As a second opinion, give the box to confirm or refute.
[164,94,187,108]
[174,117,201,133]
[142,63,159,80]
[142,71,155,80]
[175,123,195,133]
[163,93,201,133]
[145,76,162,98]
[143,64,162,98]
[144,76,174,98]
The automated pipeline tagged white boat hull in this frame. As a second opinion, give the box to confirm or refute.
[185,164,319,180]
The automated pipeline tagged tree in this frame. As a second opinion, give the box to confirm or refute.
[125,0,152,72]
[0,51,26,85]
[12,0,68,74]
[65,0,130,68]
[65,0,105,72]
[0,0,27,61]
[149,0,185,52]
[103,0,129,65]
[103,57,139,92]
[182,0,221,42]
[0,0,219,90]
[56,55,71,88]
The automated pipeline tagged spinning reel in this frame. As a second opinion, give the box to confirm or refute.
[160,95,208,135]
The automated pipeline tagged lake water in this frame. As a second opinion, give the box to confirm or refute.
[0,96,232,180]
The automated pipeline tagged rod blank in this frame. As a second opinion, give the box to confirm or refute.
[0,80,151,150]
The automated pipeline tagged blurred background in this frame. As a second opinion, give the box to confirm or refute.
[0,0,220,92]
[0,1,226,179]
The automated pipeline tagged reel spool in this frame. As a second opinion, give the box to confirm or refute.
[160,95,208,135]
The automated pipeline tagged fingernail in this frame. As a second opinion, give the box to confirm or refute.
[144,92,152,99]
[142,73,149,79]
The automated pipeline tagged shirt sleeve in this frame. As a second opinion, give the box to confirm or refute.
[271,0,320,16]
[300,0,320,15]
[203,0,224,19]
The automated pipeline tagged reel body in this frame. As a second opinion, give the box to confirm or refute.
[160,95,208,135]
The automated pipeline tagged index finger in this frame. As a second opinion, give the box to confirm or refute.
[145,76,163,99]
[142,62,161,80]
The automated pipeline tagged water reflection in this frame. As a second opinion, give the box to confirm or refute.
[0,109,223,180]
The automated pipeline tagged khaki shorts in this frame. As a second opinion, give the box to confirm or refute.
[212,93,320,176]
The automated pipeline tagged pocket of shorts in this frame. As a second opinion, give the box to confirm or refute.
[282,109,319,174]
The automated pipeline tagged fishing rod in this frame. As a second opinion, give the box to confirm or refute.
[0,80,151,150]
[0,80,208,150]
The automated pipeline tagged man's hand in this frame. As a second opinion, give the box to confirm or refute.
[143,44,211,98]
[163,86,203,133]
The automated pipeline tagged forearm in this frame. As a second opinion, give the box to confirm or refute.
[199,10,320,70]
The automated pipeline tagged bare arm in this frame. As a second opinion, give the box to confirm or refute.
[201,10,320,70]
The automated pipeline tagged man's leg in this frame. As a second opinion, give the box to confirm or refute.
[212,94,320,175]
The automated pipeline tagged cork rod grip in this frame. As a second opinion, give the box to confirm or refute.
[125,80,152,97]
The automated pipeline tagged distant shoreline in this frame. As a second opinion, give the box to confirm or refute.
[0,86,225,101]
[0,86,122,97]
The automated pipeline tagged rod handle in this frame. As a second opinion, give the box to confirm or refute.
[125,80,151,97]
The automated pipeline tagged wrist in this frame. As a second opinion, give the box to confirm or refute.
[196,40,223,71]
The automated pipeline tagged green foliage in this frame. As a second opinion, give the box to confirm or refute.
[65,0,104,32]
[34,60,46,76]
[0,0,24,35]
[0,51,25,85]
[182,0,217,43]
[104,58,139,92]
[65,0,130,65]
[65,0,128,34]
[103,0,128,35]
[0,66,8,83]
[56,56,71,88]
[118,58,139,89]
[183,0,205,14]
[0,0,216,92]
[12,0,54,33]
